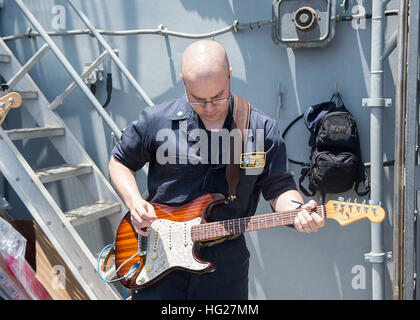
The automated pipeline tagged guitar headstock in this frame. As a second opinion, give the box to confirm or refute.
[325,199,385,226]
[0,92,22,125]
[0,92,22,109]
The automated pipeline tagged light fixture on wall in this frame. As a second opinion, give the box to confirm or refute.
[271,0,337,48]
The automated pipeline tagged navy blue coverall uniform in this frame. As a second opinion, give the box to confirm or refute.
[112,94,297,300]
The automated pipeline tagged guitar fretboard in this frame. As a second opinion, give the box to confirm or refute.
[190,205,326,242]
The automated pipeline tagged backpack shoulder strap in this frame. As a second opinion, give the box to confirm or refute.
[281,113,310,166]
[226,93,250,202]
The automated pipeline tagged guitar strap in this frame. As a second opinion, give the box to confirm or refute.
[225,93,251,203]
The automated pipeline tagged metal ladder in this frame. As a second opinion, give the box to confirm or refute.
[0,0,153,299]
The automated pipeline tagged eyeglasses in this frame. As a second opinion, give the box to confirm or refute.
[183,76,231,108]
[188,96,230,108]
[186,93,230,108]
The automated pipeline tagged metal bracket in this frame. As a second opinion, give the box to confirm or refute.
[0,196,11,210]
[364,251,393,263]
[83,62,104,85]
[362,97,392,107]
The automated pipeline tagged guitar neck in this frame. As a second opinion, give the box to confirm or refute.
[191,205,326,242]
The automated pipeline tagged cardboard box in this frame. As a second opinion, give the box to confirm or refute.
[12,220,90,300]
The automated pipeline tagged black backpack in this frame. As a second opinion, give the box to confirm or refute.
[283,94,370,203]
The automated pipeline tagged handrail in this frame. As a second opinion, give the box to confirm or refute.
[7,43,50,90]
[1,20,273,41]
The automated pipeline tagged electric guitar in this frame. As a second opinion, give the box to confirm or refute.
[114,193,385,289]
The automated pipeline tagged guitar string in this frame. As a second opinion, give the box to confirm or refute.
[146,206,326,240]
[151,207,324,238]
[191,206,327,240]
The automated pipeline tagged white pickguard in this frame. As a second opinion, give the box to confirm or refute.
[135,217,210,286]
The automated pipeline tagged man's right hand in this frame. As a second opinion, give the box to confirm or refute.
[108,156,157,236]
[128,198,157,236]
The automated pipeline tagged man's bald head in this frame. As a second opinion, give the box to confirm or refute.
[181,40,230,84]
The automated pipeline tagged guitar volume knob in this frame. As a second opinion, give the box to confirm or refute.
[145,264,153,272]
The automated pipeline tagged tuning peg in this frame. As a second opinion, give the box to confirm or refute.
[338,197,344,201]
[377,201,382,207]
[369,200,374,205]
[363,200,369,210]
[354,198,358,203]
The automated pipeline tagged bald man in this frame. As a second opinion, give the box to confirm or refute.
[109,40,324,300]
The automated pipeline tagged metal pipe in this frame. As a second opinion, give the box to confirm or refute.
[392,0,409,300]
[13,0,122,139]
[382,30,398,60]
[66,0,155,108]
[7,43,50,89]
[368,0,390,300]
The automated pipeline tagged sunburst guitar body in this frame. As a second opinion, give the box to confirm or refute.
[114,193,226,289]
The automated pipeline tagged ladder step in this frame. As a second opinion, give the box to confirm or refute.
[0,54,11,63]
[65,202,121,226]
[35,163,92,183]
[5,126,65,140]
[18,90,38,100]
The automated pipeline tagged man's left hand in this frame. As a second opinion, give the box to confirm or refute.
[293,200,325,233]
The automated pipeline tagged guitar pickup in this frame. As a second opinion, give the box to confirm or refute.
[138,232,148,257]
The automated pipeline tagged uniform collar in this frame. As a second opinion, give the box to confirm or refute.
[169,95,193,121]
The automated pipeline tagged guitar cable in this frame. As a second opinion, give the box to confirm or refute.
[96,243,141,299]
